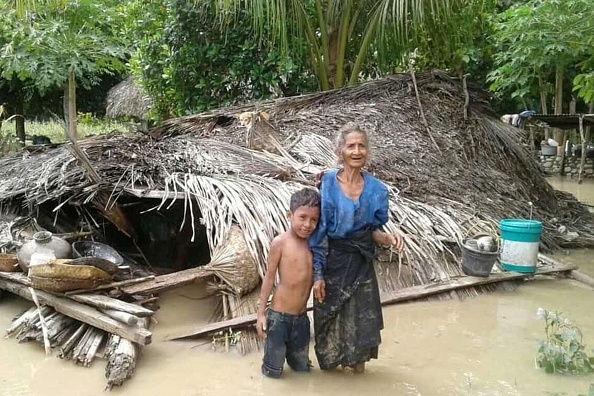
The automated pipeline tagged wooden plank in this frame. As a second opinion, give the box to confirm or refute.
[120,267,214,295]
[68,294,155,317]
[0,278,151,345]
[379,263,574,305]
[164,262,577,341]
[0,271,155,317]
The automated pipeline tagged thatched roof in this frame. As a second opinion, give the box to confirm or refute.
[105,76,151,120]
[1,71,593,292]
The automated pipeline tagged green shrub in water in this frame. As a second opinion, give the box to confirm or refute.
[536,308,594,375]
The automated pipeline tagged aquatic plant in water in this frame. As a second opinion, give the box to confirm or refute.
[536,308,594,375]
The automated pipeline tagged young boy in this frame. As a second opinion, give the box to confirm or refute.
[256,188,321,378]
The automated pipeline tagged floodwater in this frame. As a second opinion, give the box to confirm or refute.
[1,180,593,396]
[547,176,594,206]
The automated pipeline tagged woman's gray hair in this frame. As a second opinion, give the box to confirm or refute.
[334,123,370,165]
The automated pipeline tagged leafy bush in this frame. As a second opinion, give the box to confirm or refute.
[536,308,594,375]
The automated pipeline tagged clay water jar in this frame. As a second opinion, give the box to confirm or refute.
[17,231,72,271]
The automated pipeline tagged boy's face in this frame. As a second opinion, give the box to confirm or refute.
[288,206,320,239]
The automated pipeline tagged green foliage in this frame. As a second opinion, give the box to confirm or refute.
[536,308,594,375]
[127,0,315,120]
[0,0,128,94]
[488,0,594,105]
[411,0,498,79]
[205,0,467,89]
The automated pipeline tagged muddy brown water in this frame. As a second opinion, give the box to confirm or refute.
[1,178,593,396]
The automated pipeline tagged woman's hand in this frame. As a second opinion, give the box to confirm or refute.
[313,280,326,303]
[372,230,404,252]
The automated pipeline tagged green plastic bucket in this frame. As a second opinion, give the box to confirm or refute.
[499,219,542,273]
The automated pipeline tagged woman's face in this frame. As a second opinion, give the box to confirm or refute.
[340,132,367,169]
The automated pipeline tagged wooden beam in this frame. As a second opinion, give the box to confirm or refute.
[164,262,577,341]
[379,263,574,305]
[68,294,155,317]
[0,278,151,345]
[120,267,214,295]
[0,272,155,316]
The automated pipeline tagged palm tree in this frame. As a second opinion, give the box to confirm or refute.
[207,0,465,90]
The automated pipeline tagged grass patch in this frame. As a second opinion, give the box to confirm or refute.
[1,119,129,143]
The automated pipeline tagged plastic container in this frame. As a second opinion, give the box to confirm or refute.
[541,145,557,156]
[499,219,542,273]
[461,240,499,277]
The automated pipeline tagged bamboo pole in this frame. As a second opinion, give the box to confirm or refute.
[29,287,51,355]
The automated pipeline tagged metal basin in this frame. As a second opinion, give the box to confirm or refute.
[72,241,124,267]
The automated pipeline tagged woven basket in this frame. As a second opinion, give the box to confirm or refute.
[29,275,109,293]
[28,260,112,281]
[206,225,260,296]
[0,253,21,272]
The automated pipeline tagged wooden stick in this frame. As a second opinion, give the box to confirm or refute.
[463,73,470,120]
[100,309,138,326]
[59,323,88,359]
[51,324,77,348]
[46,314,74,340]
[68,294,154,317]
[0,279,151,345]
[578,115,586,184]
[29,287,52,355]
[165,262,577,340]
[6,306,38,336]
[83,331,105,367]
[71,327,94,363]
[409,62,441,152]
[64,275,155,295]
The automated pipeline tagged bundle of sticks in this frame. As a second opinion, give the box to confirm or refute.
[5,304,149,390]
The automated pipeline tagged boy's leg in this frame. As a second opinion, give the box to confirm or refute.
[286,314,312,373]
[261,310,287,378]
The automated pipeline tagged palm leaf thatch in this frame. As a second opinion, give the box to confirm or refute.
[105,76,151,120]
[1,70,593,352]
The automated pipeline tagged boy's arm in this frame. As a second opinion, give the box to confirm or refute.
[256,237,282,338]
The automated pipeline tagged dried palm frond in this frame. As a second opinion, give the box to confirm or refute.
[154,173,297,277]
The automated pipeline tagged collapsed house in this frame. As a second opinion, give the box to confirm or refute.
[0,70,592,388]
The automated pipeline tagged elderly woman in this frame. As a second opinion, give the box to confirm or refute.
[309,123,403,373]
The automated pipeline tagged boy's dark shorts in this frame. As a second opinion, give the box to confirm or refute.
[261,309,311,378]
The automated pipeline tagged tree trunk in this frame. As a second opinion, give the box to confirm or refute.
[559,131,568,176]
[327,25,339,88]
[538,73,548,115]
[67,71,77,141]
[63,84,70,136]
[553,67,564,144]
[15,93,25,145]
[538,73,550,140]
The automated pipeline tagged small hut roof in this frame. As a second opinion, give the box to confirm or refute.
[105,76,151,120]
[1,71,592,291]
